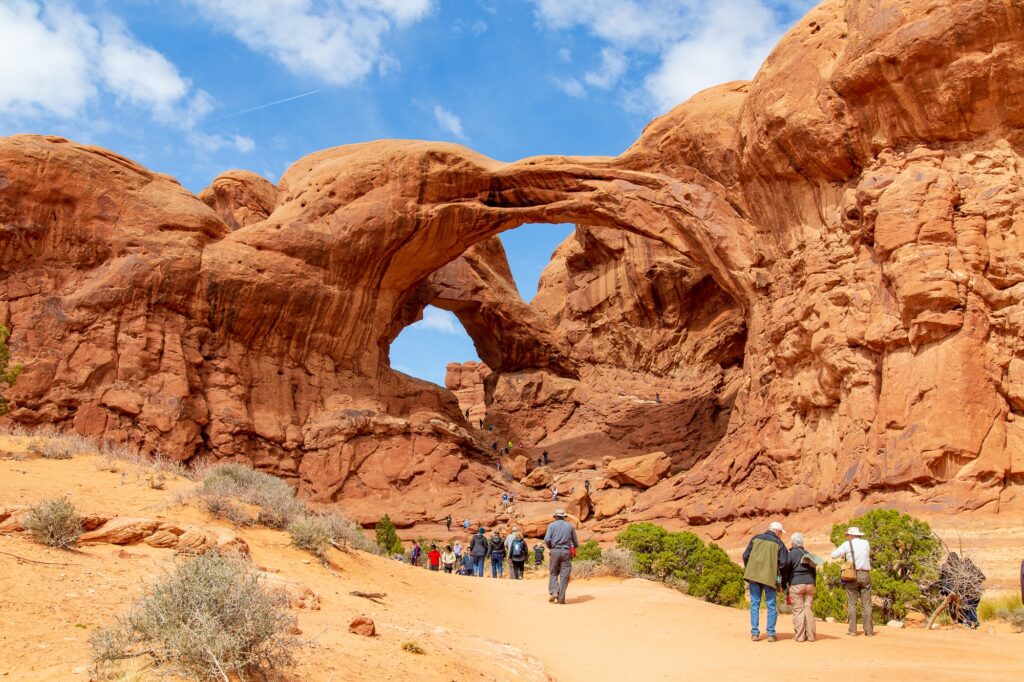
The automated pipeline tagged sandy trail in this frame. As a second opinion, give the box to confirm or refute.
[1,449,1022,681]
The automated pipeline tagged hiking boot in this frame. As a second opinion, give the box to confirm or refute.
[750,635,759,641]
[767,636,777,643]
[548,595,557,603]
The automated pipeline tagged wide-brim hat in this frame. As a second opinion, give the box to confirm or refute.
[846,526,865,536]
[553,509,567,518]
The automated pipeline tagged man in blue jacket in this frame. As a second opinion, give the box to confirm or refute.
[742,521,789,642]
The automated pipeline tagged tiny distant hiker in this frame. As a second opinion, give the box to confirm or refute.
[544,509,578,604]
[410,540,422,568]
[453,540,462,561]
[742,521,788,642]
[655,393,661,404]
[464,517,471,531]
[470,528,489,577]
[782,532,819,642]
[584,479,591,493]
[537,457,543,468]
[442,545,456,574]
[465,408,470,419]
[542,451,549,465]
[490,531,506,578]
[445,514,452,532]
[479,418,484,428]
[461,550,474,576]
[492,441,498,452]
[830,526,873,637]
[551,485,558,501]
[507,440,514,450]
[502,492,509,508]
[428,544,441,572]
[508,492,515,506]
[509,531,529,579]
[534,542,545,567]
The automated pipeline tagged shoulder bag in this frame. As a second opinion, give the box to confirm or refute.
[840,539,857,582]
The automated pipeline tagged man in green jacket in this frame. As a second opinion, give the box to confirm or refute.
[742,521,789,642]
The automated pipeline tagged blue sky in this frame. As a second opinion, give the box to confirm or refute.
[1,0,816,385]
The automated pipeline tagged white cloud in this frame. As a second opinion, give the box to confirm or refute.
[557,46,572,62]
[531,0,811,111]
[433,105,468,142]
[189,0,433,86]
[583,48,626,89]
[412,307,461,335]
[0,1,211,126]
[190,132,256,154]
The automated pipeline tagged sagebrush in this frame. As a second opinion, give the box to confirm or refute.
[91,552,301,679]
[23,497,82,548]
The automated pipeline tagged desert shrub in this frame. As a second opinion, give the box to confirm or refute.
[0,324,22,415]
[375,514,403,556]
[288,514,335,559]
[574,539,602,562]
[91,553,300,679]
[401,641,424,654]
[998,607,1024,632]
[979,594,1023,621]
[600,548,636,578]
[23,497,82,548]
[812,562,850,622]
[199,463,304,528]
[570,559,603,579]
[829,509,942,621]
[615,523,746,607]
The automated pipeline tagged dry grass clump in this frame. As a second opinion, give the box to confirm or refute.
[29,432,94,460]
[979,593,1023,621]
[23,497,83,548]
[91,553,300,680]
[199,463,304,528]
[401,641,425,655]
[287,512,382,560]
[1001,607,1024,632]
[570,548,636,579]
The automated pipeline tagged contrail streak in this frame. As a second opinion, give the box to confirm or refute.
[212,89,322,121]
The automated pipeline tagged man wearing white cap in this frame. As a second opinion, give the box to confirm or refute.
[543,509,579,604]
[742,521,789,642]
[831,526,873,636]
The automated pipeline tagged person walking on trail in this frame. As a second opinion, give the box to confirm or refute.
[410,540,422,568]
[584,479,591,494]
[544,509,578,604]
[542,451,549,465]
[453,540,462,561]
[830,525,873,637]
[489,531,506,578]
[470,528,489,577]
[441,544,456,574]
[427,544,441,572]
[534,542,545,568]
[509,531,529,579]
[551,485,558,501]
[445,515,452,532]
[460,550,474,576]
[502,492,509,508]
[742,521,788,642]
[782,532,819,642]
[463,517,471,531]
[504,526,519,559]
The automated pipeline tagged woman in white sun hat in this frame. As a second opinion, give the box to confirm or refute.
[830,526,873,636]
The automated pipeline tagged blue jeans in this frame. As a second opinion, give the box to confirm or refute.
[472,556,485,577]
[749,582,777,637]
[491,554,504,578]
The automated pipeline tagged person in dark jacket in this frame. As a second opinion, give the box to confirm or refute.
[742,521,789,642]
[782,532,817,642]
[489,531,506,578]
[469,528,489,577]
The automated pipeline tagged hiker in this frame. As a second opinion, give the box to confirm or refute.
[460,550,474,576]
[551,485,558,501]
[492,441,498,452]
[509,531,529,579]
[441,544,456,574]
[445,514,452,532]
[410,540,422,567]
[507,440,514,450]
[465,408,470,419]
[544,509,579,604]
[742,521,788,642]
[489,531,506,578]
[488,423,494,432]
[584,479,591,493]
[502,492,509,508]
[534,542,545,567]
[469,528,489,577]
[782,532,818,642]
[655,392,661,404]
[463,517,471,530]
[427,544,441,572]
[496,460,502,472]
[537,456,543,468]
[453,540,462,561]
[479,418,484,428]
[504,526,519,558]
[508,492,515,506]
[542,451,549,465]
[830,525,873,636]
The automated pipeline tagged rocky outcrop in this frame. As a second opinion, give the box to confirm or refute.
[3,0,1024,532]
[606,452,672,489]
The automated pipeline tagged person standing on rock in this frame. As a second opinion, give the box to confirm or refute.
[782,532,818,642]
[830,526,873,637]
[542,451,549,465]
[742,521,788,642]
[502,492,509,508]
[509,531,529,579]
[427,544,441,571]
[489,530,507,578]
[453,540,462,562]
[464,517,471,531]
[442,544,456,574]
[470,528,489,577]
[445,515,452,532]
[584,479,591,494]
[551,485,558,501]
[544,509,578,604]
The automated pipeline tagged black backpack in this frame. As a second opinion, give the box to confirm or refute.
[490,536,504,553]
[511,538,527,560]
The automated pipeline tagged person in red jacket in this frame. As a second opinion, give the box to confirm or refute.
[427,544,442,571]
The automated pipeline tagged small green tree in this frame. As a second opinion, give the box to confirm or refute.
[574,539,602,562]
[828,509,942,620]
[375,514,403,556]
[615,522,670,574]
[0,324,22,415]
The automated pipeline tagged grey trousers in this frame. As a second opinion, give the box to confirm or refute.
[548,548,572,603]
[845,571,873,635]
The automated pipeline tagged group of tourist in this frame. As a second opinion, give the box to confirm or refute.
[400,526,546,579]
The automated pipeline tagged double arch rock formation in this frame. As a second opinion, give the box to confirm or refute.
[3,0,1024,527]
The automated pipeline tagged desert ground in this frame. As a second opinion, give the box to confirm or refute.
[1,434,1021,682]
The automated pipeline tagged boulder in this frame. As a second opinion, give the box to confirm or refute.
[521,466,553,488]
[593,489,635,520]
[519,513,580,539]
[507,455,529,480]
[563,489,592,522]
[606,452,672,488]
[349,616,376,637]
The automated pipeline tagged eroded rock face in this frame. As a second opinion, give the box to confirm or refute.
[3,0,1024,532]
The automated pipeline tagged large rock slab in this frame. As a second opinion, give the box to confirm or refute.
[606,452,672,489]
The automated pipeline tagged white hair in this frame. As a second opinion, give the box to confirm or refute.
[791,532,805,547]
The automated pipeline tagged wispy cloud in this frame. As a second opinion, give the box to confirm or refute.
[212,89,321,121]
[433,105,468,142]
[410,307,462,334]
